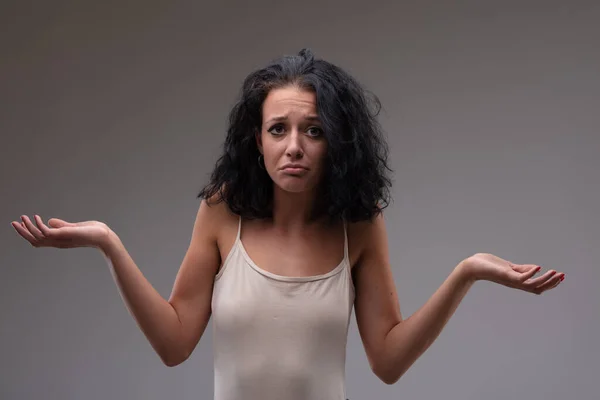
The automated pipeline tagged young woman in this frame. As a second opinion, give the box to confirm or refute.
[12,48,565,400]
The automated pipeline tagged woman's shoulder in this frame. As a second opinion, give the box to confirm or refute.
[199,193,240,259]
[202,192,239,226]
[346,212,384,239]
[346,213,386,269]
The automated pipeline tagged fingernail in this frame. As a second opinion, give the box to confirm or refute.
[560,275,565,281]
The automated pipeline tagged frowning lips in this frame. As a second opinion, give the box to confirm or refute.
[280,163,309,170]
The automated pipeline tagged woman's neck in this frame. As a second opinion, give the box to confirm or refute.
[270,185,321,229]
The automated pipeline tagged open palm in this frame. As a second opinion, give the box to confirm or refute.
[464,253,565,295]
[11,215,110,249]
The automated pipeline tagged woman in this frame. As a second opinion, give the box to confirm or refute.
[11,49,565,400]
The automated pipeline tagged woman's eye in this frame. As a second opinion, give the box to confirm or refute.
[307,127,323,136]
[268,125,285,135]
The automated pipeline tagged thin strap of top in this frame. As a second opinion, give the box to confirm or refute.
[342,219,348,261]
[237,216,348,261]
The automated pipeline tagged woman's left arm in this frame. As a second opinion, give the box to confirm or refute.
[353,213,565,385]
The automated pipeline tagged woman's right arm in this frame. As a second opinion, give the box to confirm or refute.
[101,199,222,367]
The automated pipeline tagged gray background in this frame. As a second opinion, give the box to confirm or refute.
[1,1,598,399]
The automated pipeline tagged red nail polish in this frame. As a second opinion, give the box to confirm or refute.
[560,275,565,281]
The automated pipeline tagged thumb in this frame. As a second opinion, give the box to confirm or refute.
[510,263,541,283]
[48,218,75,228]
[510,263,539,274]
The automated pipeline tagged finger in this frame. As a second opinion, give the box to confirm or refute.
[21,215,44,240]
[48,218,75,228]
[514,265,542,283]
[11,221,39,246]
[13,219,76,248]
[523,269,557,288]
[533,273,565,295]
[36,216,83,242]
[35,215,56,237]
[546,276,563,291]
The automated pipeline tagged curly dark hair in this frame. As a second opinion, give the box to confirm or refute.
[198,48,393,223]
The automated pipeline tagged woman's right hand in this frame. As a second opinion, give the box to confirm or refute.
[11,215,112,250]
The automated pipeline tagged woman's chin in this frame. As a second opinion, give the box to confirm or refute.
[275,179,315,194]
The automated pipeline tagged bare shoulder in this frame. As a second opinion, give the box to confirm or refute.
[346,212,387,271]
[200,193,238,232]
[200,194,240,270]
[175,193,238,277]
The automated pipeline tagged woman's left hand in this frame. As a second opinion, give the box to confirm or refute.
[461,253,565,295]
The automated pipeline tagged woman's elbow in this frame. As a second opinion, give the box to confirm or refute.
[377,371,401,385]
[158,344,191,367]
[372,362,403,385]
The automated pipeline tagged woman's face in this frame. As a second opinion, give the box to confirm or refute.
[256,85,328,194]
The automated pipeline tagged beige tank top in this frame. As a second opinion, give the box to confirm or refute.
[211,216,355,400]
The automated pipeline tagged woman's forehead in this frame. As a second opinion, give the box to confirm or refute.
[262,87,318,121]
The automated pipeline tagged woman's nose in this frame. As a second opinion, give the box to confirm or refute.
[286,131,304,158]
